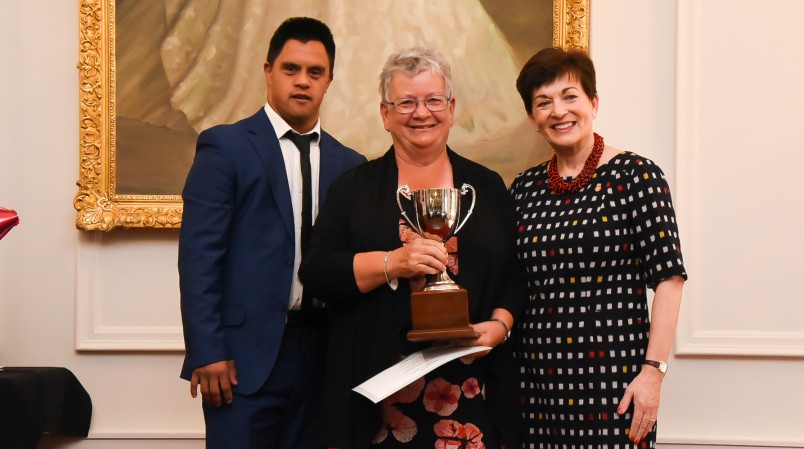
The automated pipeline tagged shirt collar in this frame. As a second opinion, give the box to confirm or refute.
[263,103,322,143]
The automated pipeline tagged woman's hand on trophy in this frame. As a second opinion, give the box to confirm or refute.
[473,321,508,348]
[454,318,510,363]
[390,239,449,279]
[454,324,494,363]
[408,274,426,292]
[458,308,513,355]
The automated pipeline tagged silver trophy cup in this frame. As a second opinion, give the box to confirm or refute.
[396,184,476,291]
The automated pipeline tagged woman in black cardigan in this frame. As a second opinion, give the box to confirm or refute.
[300,47,527,449]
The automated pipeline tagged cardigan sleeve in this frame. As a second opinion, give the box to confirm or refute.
[487,170,529,321]
[298,170,363,304]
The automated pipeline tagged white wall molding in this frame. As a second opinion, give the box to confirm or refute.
[660,435,804,449]
[75,232,184,351]
[673,0,804,358]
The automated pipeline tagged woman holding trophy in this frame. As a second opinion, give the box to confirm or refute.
[299,47,527,449]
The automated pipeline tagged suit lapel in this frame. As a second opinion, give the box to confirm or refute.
[318,131,343,206]
[245,110,294,240]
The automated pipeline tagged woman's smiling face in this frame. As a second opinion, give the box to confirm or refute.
[380,70,455,156]
[528,72,598,153]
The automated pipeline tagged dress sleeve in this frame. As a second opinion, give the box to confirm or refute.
[627,156,688,289]
[298,171,363,303]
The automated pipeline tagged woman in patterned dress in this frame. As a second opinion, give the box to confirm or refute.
[300,47,527,449]
[509,48,688,448]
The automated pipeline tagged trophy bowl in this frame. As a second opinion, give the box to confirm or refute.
[397,184,477,341]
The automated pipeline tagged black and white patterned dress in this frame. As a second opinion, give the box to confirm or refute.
[509,151,687,449]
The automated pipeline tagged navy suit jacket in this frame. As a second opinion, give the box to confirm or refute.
[179,109,366,394]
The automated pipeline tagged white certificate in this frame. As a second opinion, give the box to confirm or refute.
[352,345,492,403]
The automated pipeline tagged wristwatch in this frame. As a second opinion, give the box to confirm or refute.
[643,360,668,374]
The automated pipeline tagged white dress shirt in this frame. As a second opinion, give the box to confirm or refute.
[263,104,322,310]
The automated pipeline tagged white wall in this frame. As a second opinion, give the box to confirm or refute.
[1,1,802,448]
[593,1,804,448]
[0,1,203,445]
[667,1,804,445]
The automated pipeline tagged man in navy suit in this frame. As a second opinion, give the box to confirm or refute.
[178,17,365,449]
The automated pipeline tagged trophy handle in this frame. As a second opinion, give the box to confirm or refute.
[396,184,423,235]
[452,183,476,235]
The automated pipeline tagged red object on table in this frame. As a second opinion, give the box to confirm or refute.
[0,207,20,240]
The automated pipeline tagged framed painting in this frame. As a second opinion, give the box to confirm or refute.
[75,0,589,230]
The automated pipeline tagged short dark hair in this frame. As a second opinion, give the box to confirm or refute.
[516,47,597,115]
[267,17,336,73]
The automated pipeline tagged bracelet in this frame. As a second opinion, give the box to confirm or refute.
[489,318,511,342]
[384,250,398,291]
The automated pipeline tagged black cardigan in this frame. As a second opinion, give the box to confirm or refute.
[300,147,527,448]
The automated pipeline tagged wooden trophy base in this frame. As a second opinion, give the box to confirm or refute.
[406,288,477,342]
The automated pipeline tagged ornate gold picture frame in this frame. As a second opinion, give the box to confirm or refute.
[74,0,589,231]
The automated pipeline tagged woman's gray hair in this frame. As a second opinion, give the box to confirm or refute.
[378,47,453,102]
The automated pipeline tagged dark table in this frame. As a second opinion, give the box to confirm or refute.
[0,367,92,449]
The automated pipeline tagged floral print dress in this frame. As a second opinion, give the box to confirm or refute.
[374,355,497,449]
[370,223,502,449]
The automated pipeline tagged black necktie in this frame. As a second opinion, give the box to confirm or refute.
[284,130,317,311]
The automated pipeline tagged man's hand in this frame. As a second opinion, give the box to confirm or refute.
[190,360,238,406]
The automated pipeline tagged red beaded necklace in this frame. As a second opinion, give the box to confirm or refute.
[547,133,604,195]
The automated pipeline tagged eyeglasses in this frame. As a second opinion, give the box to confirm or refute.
[385,95,451,114]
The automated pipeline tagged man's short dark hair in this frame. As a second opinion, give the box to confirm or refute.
[267,17,336,73]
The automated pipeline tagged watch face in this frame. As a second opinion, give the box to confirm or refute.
[644,360,668,374]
